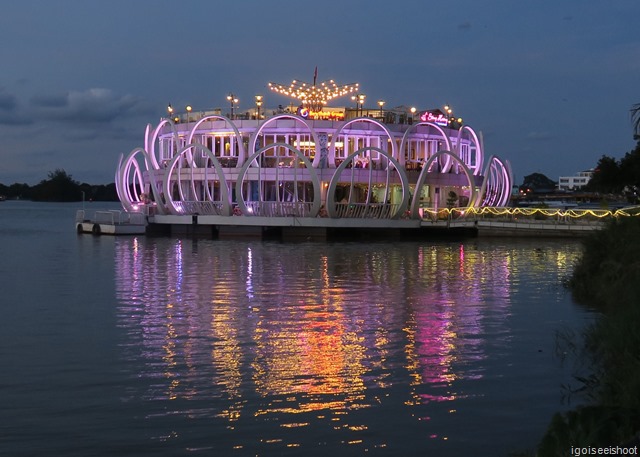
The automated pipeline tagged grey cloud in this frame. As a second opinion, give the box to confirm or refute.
[0,92,17,111]
[0,89,32,125]
[31,88,152,124]
[31,93,68,108]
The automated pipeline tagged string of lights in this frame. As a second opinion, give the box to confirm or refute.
[268,78,359,112]
[420,206,640,220]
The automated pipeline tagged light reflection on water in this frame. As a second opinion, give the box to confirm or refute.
[112,237,584,456]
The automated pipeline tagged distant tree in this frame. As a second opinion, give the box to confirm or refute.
[31,169,82,202]
[585,155,623,194]
[79,182,119,201]
[8,183,32,199]
[519,173,556,193]
[620,143,640,201]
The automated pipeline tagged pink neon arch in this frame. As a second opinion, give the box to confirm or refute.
[477,155,512,207]
[410,150,477,218]
[162,143,232,216]
[325,146,410,219]
[147,119,180,171]
[248,114,321,167]
[330,117,397,167]
[185,114,246,166]
[117,147,166,214]
[399,122,454,173]
[234,142,322,217]
[455,125,484,176]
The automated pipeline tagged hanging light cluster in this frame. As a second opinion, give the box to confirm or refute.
[268,78,360,112]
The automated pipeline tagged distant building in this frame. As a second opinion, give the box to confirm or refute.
[558,170,594,190]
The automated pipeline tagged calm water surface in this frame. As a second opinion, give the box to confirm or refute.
[0,201,591,456]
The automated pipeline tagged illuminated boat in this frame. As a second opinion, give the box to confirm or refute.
[114,73,513,236]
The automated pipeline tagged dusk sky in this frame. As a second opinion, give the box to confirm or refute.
[0,0,638,185]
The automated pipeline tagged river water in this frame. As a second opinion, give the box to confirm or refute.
[0,201,591,456]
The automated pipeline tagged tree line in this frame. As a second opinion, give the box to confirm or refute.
[0,169,118,202]
[585,141,640,198]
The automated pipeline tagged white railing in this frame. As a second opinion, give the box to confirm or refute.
[334,203,399,219]
[172,201,226,215]
[243,201,314,217]
[93,210,146,225]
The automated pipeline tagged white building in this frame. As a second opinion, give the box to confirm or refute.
[558,170,594,190]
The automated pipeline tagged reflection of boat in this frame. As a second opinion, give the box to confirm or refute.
[75,209,146,235]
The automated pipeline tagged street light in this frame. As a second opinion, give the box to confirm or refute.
[444,104,453,125]
[378,100,385,117]
[255,95,263,120]
[167,104,174,118]
[186,105,192,123]
[227,93,238,119]
[410,106,416,123]
[358,94,366,116]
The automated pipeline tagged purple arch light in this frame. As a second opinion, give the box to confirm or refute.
[330,117,397,166]
[410,150,477,218]
[234,142,322,217]
[162,143,232,216]
[326,146,410,219]
[248,114,321,167]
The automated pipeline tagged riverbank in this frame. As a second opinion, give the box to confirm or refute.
[536,217,640,455]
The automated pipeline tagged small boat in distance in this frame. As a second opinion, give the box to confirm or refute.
[76,209,146,235]
[0,195,6,202]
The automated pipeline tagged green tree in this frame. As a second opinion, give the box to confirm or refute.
[519,172,556,193]
[585,155,623,194]
[31,169,82,202]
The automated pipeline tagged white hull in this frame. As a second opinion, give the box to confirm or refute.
[75,209,146,236]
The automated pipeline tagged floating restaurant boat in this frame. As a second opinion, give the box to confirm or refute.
[114,73,513,239]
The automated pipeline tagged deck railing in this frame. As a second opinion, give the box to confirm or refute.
[243,201,314,217]
[334,203,399,219]
[172,201,226,215]
[76,210,146,225]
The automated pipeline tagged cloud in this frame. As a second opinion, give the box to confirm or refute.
[30,88,152,124]
[0,88,32,125]
[458,21,472,31]
[0,90,18,111]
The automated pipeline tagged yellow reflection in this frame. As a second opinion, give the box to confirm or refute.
[252,302,367,415]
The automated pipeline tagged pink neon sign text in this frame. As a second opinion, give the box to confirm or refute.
[419,112,449,126]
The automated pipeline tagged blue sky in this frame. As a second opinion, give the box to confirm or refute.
[0,0,638,185]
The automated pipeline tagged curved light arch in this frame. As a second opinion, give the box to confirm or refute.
[326,146,410,219]
[455,125,484,175]
[186,114,246,166]
[147,119,180,171]
[398,121,453,168]
[116,147,169,214]
[234,142,322,216]
[248,114,321,167]
[410,150,477,218]
[162,143,232,216]
[477,155,513,207]
[330,117,397,167]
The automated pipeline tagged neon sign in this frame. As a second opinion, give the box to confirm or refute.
[420,111,449,127]
[296,106,345,121]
